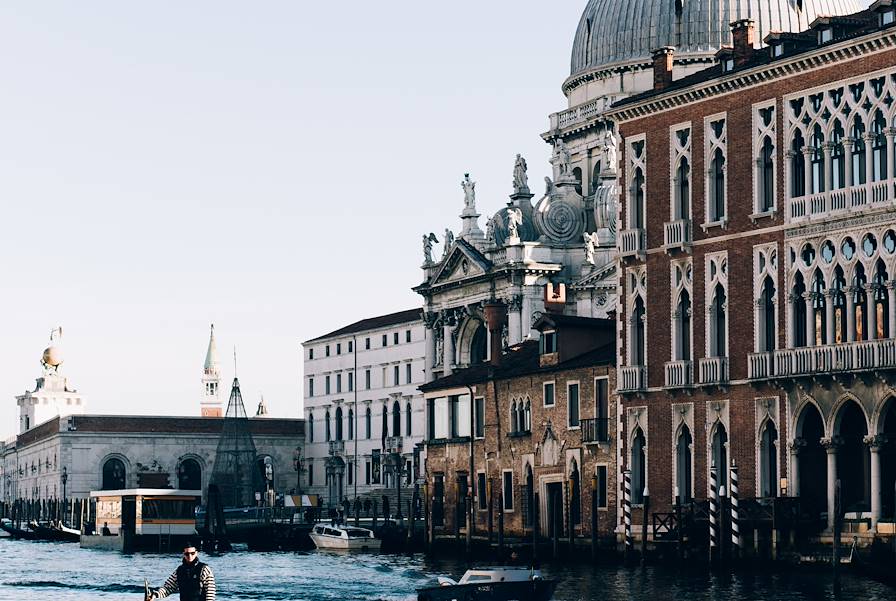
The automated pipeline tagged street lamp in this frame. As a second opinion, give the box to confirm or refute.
[61,467,68,523]
[292,447,304,495]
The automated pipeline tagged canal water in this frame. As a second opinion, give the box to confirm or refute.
[0,539,893,600]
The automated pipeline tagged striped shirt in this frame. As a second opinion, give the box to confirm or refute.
[151,563,216,601]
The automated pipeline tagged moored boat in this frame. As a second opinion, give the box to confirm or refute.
[0,519,39,541]
[309,524,381,551]
[416,567,558,601]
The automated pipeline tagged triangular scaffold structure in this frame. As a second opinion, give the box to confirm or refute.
[208,377,260,508]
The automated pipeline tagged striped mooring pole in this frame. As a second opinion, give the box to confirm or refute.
[623,469,633,554]
[709,464,718,562]
[730,460,741,557]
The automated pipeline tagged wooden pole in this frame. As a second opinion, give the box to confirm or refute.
[487,478,493,545]
[641,489,650,566]
[498,492,504,555]
[591,474,598,562]
[709,465,719,566]
[833,479,842,594]
[532,491,538,562]
[623,470,633,563]
[730,461,741,560]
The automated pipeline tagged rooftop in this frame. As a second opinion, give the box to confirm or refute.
[303,308,423,344]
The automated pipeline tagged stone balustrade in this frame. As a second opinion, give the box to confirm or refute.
[619,365,646,392]
[749,338,896,379]
[788,180,894,223]
[619,228,645,258]
[663,219,692,251]
[697,356,729,385]
[664,360,693,388]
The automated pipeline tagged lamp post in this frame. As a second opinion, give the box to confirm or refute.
[61,467,68,523]
[293,447,304,495]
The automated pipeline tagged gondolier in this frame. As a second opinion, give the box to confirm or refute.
[146,541,216,600]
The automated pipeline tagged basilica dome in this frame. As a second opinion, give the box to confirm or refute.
[569,0,865,79]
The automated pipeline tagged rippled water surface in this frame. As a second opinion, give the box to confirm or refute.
[0,538,893,600]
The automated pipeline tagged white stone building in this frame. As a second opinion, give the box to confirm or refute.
[0,330,303,504]
[301,308,425,505]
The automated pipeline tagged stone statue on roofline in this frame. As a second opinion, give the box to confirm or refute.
[422,232,438,264]
[443,228,455,257]
[583,231,598,265]
[601,128,618,174]
[553,138,571,176]
[461,173,476,212]
[485,216,496,245]
[506,208,523,244]
[513,154,529,194]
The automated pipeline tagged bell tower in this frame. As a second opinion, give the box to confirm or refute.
[201,324,223,417]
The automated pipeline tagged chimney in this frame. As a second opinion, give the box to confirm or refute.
[731,19,755,66]
[651,46,675,91]
[483,301,508,368]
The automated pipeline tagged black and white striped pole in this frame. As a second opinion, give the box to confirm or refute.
[623,469,633,559]
[730,460,741,559]
[709,464,718,564]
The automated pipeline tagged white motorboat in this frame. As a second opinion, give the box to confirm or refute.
[417,567,558,601]
[309,524,381,551]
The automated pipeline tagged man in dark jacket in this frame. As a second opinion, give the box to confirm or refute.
[147,541,216,601]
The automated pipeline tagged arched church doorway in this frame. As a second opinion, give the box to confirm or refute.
[177,458,202,490]
[102,457,126,490]
[835,400,870,514]
[796,405,826,518]
[470,323,487,365]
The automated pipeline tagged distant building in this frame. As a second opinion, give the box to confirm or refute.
[420,312,617,540]
[0,330,303,503]
[301,308,424,505]
[201,324,223,417]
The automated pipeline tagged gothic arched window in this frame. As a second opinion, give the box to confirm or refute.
[791,131,806,197]
[711,284,727,357]
[631,427,646,504]
[759,420,778,498]
[709,149,726,221]
[759,136,775,211]
[676,425,692,503]
[676,158,690,219]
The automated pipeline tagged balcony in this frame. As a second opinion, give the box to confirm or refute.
[663,219,692,252]
[748,339,896,380]
[581,418,610,444]
[550,97,615,131]
[619,365,646,392]
[328,440,345,456]
[384,436,403,454]
[787,180,894,224]
[619,228,645,259]
[698,356,729,386]
[664,360,694,388]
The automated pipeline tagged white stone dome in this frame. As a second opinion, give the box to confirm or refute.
[569,0,865,79]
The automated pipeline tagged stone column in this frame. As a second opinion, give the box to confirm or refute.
[755,297,765,354]
[803,292,816,346]
[888,281,896,339]
[886,128,896,188]
[443,311,456,377]
[788,293,799,348]
[507,295,523,345]
[825,290,836,345]
[424,321,436,383]
[846,287,857,343]
[866,284,879,340]
[822,437,841,530]
[843,138,855,187]
[823,142,834,193]
[789,439,805,497]
[864,132,876,185]
[865,435,883,529]
[802,147,814,195]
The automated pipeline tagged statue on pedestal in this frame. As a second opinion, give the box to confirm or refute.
[507,209,523,243]
[512,154,529,194]
[443,229,455,257]
[461,173,476,212]
[583,231,598,265]
[553,139,571,176]
[422,233,438,264]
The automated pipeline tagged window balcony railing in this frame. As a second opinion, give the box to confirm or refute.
[619,228,645,258]
[385,436,403,454]
[749,338,896,379]
[328,440,345,456]
[664,360,694,388]
[787,180,893,224]
[663,219,692,251]
[619,365,646,392]
[581,418,610,444]
[698,356,729,385]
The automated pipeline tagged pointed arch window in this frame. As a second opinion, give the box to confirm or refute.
[851,118,867,186]
[793,274,808,347]
[524,400,531,432]
[873,110,887,181]
[759,136,775,211]
[570,460,581,526]
[676,291,692,361]
[812,271,827,346]
[874,261,890,339]
[831,121,845,190]
[759,420,779,498]
[325,409,331,442]
[791,131,806,197]
[675,158,690,220]
[832,267,847,344]
[676,425,692,503]
[810,124,825,194]
[632,168,645,229]
[854,265,868,341]
[711,422,729,491]
[709,149,726,222]
[365,406,372,439]
[631,427,647,504]
[711,284,727,357]
[632,296,646,366]
[335,406,343,441]
[510,400,519,433]
[392,400,401,437]
[308,413,315,443]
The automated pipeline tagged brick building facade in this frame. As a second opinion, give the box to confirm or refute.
[420,313,617,541]
[607,3,896,538]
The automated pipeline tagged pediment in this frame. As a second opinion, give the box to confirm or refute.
[573,260,616,289]
[429,240,492,285]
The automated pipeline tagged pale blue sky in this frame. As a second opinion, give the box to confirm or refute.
[0,1,583,433]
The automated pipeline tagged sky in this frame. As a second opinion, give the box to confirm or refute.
[0,1,584,435]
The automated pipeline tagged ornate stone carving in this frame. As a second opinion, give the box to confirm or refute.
[512,154,529,194]
[820,436,843,451]
[422,233,438,265]
[508,295,524,312]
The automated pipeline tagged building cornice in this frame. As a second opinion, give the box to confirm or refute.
[606,28,896,123]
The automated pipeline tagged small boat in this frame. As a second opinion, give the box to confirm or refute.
[309,524,381,551]
[0,519,39,541]
[417,567,559,601]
